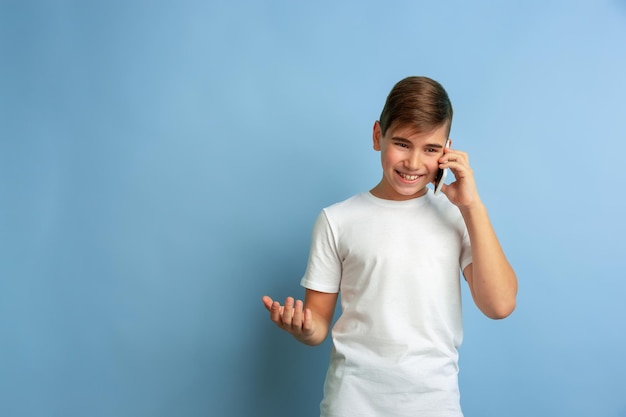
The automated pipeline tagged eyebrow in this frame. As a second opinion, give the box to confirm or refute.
[391,136,444,148]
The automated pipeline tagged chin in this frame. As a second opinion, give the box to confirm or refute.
[392,187,428,200]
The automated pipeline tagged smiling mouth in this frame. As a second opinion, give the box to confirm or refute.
[397,171,421,181]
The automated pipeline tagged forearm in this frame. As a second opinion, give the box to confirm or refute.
[461,202,518,319]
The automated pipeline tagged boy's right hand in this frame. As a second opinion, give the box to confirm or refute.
[262,295,315,341]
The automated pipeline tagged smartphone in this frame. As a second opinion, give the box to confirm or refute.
[434,139,451,195]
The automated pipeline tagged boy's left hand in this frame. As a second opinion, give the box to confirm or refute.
[435,147,482,209]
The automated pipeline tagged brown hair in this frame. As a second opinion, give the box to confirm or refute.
[378,76,453,137]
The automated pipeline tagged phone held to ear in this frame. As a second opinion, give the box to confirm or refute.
[434,139,451,195]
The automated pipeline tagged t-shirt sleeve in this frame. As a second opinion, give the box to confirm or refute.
[300,210,342,293]
[459,228,473,272]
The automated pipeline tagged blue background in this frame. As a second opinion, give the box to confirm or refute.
[1,1,625,416]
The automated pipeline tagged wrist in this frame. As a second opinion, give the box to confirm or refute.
[293,331,323,346]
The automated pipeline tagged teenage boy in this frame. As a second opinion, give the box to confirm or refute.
[262,76,518,417]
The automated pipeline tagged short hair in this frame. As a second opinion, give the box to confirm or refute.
[378,76,453,137]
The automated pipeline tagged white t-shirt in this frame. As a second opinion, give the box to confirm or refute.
[301,190,473,417]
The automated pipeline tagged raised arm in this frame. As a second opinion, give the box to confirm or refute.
[460,205,517,319]
[438,146,518,319]
[262,289,338,346]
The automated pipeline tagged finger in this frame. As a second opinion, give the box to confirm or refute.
[302,308,313,333]
[291,299,304,329]
[441,155,468,174]
[270,300,283,324]
[446,160,474,181]
[282,297,295,325]
[262,296,274,312]
[440,150,458,165]
[444,150,468,164]
[444,155,460,164]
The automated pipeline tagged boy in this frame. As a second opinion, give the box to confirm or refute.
[262,76,517,417]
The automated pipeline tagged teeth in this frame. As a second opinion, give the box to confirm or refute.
[400,173,419,180]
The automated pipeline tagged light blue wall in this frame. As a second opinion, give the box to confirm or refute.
[1,1,625,416]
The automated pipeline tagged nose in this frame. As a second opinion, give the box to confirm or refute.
[405,150,422,170]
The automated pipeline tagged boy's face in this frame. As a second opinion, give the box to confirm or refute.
[371,121,449,201]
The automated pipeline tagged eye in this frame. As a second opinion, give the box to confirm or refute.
[394,142,409,149]
[425,147,438,153]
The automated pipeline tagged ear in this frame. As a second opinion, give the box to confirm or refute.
[373,121,382,151]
